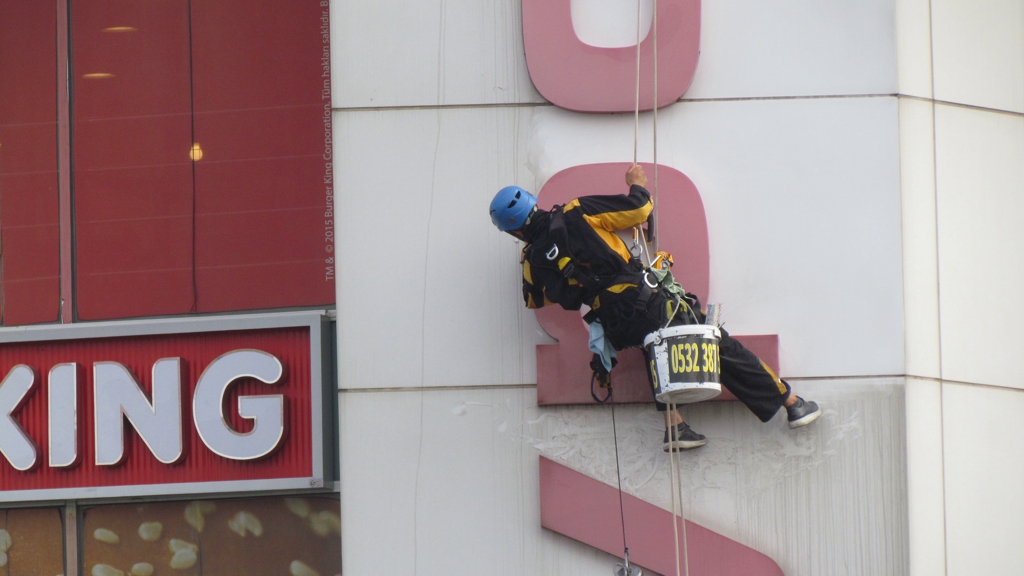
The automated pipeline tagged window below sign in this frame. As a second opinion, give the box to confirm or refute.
[79,496,341,576]
[0,507,66,576]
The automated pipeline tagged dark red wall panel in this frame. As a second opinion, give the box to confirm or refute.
[72,0,195,320]
[191,0,334,312]
[0,1,61,325]
[72,0,333,320]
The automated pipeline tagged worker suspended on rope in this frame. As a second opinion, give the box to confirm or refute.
[490,164,822,451]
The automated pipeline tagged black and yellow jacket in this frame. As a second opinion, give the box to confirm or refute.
[520,185,654,344]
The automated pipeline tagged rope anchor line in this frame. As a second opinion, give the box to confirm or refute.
[610,1,692,573]
[613,1,689,575]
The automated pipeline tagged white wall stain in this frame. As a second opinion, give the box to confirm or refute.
[344,377,906,575]
[507,379,907,576]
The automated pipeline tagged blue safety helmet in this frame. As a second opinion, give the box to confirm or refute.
[489,185,538,232]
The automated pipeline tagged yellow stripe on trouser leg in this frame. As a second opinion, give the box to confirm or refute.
[759,360,788,394]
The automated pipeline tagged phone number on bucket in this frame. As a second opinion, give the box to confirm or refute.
[670,340,720,377]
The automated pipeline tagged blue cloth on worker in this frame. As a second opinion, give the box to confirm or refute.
[588,319,617,371]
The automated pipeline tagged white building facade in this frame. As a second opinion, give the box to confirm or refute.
[333,1,1024,575]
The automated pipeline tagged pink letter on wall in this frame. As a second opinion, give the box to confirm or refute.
[540,456,784,575]
[522,0,701,112]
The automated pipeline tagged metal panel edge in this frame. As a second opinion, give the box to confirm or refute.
[319,313,339,479]
[0,310,328,343]
[0,477,325,503]
[309,316,324,482]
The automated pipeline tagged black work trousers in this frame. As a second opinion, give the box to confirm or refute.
[640,297,791,423]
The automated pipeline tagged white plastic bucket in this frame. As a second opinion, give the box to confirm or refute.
[643,324,722,404]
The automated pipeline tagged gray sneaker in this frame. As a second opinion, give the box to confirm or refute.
[786,396,822,429]
[663,422,707,452]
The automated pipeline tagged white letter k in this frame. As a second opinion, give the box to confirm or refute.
[0,365,39,471]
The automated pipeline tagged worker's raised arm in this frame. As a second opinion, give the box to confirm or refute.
[568,165,653,231]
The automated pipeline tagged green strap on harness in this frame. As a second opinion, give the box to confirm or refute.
[643,266,698,327]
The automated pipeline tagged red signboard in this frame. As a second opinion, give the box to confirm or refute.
[0,312,332,500]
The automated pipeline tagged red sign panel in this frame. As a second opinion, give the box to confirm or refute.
[0,313,331,500]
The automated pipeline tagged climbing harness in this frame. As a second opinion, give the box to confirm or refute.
[539,209,604,291]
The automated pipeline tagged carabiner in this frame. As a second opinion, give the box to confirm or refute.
[643,271,658,288]
[545,245,559,260]
[630,228,643,258]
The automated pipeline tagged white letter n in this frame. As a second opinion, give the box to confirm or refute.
[94,359,183,466]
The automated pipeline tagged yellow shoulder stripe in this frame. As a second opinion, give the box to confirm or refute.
[583,201,652,231]
[605,283,637,294]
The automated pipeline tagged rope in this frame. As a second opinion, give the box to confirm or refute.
[633,0,642,166]
[666,405,694,576]
[631,0,651,269]
[631,0,658,267]
[678,439,691,576]
[668,403,682,576]
[625,3,688,575]
[627,3,694,573]
[610,391,630,563]
[652,0,659,254]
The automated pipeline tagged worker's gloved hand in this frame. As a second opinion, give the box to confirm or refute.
[590,353,618,389]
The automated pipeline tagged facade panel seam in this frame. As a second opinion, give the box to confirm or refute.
[925,0,950,570]
[333,93,904,113]
[899,94,1024,118]
[340,383,537,393]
